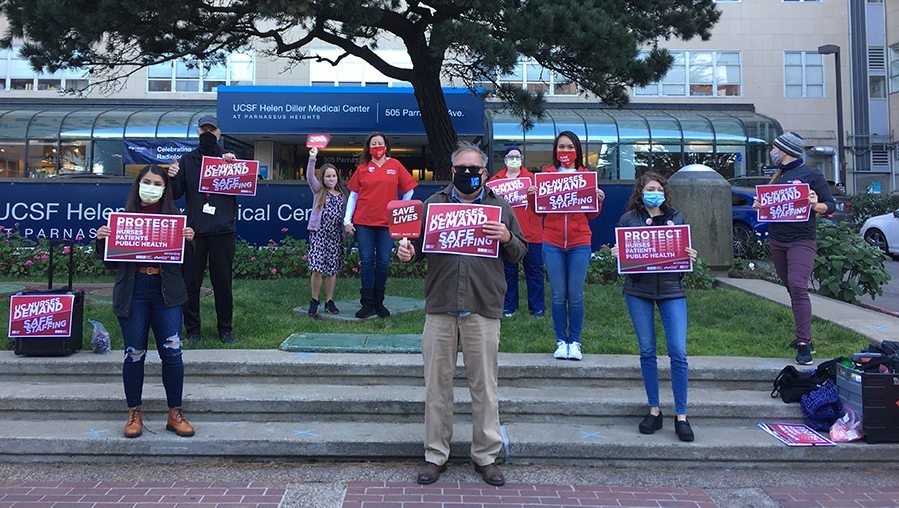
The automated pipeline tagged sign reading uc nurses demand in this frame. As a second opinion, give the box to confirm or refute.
[423,203,502,258]
[756,183,810,222]
[616,225,693,274]
[200,156,259,196]
[8,294,75,338]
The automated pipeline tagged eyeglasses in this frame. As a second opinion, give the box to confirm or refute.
[452,165,483,174]
[505,155,522,161]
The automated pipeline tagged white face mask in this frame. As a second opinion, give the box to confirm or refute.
[770,148,784,166]
[139,183,165,204]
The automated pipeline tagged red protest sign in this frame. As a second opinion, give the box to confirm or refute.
[422,203,503,258]
[104,212,187,264]
[535,172,598,213]
[616,225,692,274]
[306,133,332,149]
[756,183,810,222]
[388,200,423,239]
[199,156,259,196]
[486,177,529,208]
[758,423,836,447]
[8,294,75,338]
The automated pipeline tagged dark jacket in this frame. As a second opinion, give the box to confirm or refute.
[617,205,687,301]
[95,240,192,318]
[408,184,527,319]
[171,146,238,236]
[767,163,836,243]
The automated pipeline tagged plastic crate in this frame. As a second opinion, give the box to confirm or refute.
[836,363,863,418]
[836,363,899,444]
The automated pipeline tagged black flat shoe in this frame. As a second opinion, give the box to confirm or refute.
[638,412,663,434]
[675,418,694,442]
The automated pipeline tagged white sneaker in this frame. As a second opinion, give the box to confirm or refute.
[553,341,568,359]
[568,342,583,361]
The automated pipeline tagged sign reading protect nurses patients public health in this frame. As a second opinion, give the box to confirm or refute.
[199,156,260,196]
[103,213,187,264]
[486,178,529,208]
[616,225,693,274]
[422,203,502,258]
[535,172,598,213]
[8,294,75,338]
[756,183,811,222]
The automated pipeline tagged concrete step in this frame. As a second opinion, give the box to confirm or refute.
[0,382,803,423]
[1,418,896,467]
[0,351,788,391]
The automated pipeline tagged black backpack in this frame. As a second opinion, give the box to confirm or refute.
[771,358,839,403]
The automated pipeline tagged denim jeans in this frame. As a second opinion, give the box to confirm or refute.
[355,225,394,289]
[768,238,817,345]
[542,243,590,344]
[118,273,185,409]
[625,295,689,415]
[503,242,545,313]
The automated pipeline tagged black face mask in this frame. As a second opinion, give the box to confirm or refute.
[453,170,484,196]
[199,131,219,156]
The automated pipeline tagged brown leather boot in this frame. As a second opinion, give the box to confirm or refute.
[166,407,195,437]
[124,406,142,438]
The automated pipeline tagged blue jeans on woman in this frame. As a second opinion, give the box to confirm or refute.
[355,225,394,289]
[118,273,185,409]
[625,295,689,415]
[542,243,591,344]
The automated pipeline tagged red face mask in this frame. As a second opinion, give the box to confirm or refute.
[557,150,577,167]
[370,146,387,160]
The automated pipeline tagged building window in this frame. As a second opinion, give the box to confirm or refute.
[147,51,255,93]
[889,45,899,94]
[784,51,825,98]
[783,0,821,3]
[495,59,577,96]
[309,48,412,87]
[634,50,741,97]
[0,46,89,92]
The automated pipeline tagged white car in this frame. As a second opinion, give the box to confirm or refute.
[861,210,899,256]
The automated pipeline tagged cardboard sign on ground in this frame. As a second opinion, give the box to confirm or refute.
[103,212,187,264]
[8,294,76,338]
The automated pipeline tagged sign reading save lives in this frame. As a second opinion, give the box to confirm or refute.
[755,183,810,222]
[388,200,423,239]
[616,225,693,274]
[8,294,75,338]
[422,203,502,258]
[200,156,260,196]
[535,172,598,213]
[104,212,187,264]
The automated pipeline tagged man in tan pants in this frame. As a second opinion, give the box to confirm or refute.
[398,141,526,486]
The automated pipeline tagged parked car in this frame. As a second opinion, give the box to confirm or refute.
[727,176,851,224]
[731,186,768,258]
[861,210,899,257]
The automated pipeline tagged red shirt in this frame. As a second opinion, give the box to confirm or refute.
[490,167,543,244]
[347,158,418,227]
[539,166,601,249]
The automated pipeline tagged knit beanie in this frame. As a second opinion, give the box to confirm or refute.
[504,146,521,157]
[773,132,804,158]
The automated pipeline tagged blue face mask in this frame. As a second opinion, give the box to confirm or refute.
[642,191,665,208]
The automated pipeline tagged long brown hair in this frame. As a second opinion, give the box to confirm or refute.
[124,165,178,214]
[625,172,672,212]
[357,131,391,166]
[314,163,348,210]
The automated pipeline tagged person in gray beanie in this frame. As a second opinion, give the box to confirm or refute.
[752,131,836,365]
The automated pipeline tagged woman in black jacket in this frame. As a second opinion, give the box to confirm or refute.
[612,172,698,442]
[96,164,195,439]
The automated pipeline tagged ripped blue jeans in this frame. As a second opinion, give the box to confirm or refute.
[118,273,185,409]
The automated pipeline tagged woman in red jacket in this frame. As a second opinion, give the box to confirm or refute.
[541,131,604,360]
[489,146,545,318]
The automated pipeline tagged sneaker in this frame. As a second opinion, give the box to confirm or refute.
[187,333,201,344]
[220,331,237,344]
[308,298,320,317]
[638,411,663,434]
[503,310,514,318]
[795,343,813,365]
[553,341,568,359]
[568,342,583,361]
[324,300,339,314]
[532,309,545,318]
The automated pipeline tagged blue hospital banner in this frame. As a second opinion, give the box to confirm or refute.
[123,140,198,166]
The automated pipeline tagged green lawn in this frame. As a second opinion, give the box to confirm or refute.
[1,275,869,359]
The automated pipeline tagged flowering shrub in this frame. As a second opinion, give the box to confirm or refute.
[0,224,108,279]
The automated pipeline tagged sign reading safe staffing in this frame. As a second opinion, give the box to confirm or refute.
[486,178,530,208]
[756,183,811,222]
[8,294,76,338]
[199,156,260,196]
[104,212,187,264]
[388,199,423,242]
[535,172,598,213]
[422,203,502,258]
[616,225,693,274]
